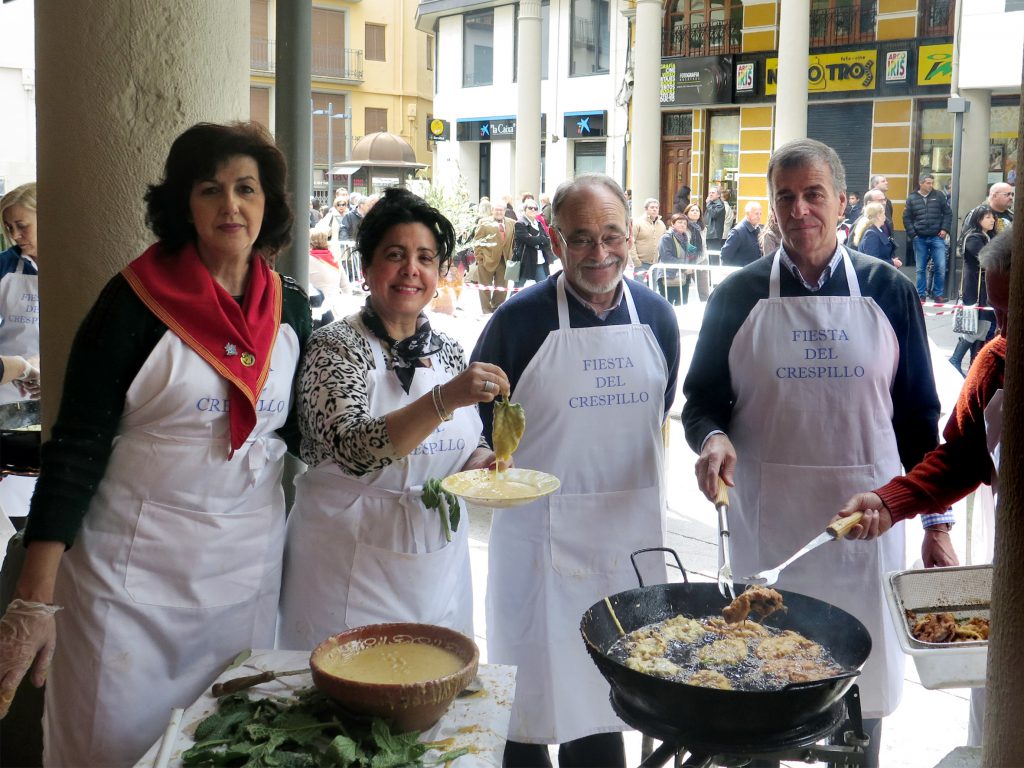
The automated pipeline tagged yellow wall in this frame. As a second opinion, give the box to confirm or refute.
[738,106,773,205]
[691,109,706,200]
[870,98,914,229]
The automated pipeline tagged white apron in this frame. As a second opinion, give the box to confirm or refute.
[278,317,479,650]
[0,257,40,519]
[487,275,668,743]
[727,250,906,718]
[43,325,299,768]
[968,387,1002,746]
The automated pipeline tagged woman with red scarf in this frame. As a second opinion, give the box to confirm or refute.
[0,123,311,767]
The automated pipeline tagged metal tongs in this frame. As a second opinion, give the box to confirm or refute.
[715,479,736,600]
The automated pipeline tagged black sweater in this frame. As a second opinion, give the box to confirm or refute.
[24,272,311,547]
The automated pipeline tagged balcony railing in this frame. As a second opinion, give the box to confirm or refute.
[663,18,742,58]
[920,0,954,37]
[809,2,877,46]
[250,37,364,82]
[312,46,364,81]
[251,36,275,72]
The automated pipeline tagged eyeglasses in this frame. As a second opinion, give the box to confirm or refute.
[335,201,347,207]
[525,205,538,210]
[557,231,627,254]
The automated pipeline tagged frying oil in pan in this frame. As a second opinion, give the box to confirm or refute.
[608,615,845,692]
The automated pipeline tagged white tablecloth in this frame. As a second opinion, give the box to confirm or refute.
[135,650,516,767]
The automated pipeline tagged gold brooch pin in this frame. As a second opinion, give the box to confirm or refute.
[240,352,256,367]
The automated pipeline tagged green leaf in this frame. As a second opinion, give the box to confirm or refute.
[428,747,470,765]
[369,721,426,768]
[327,734,367,767]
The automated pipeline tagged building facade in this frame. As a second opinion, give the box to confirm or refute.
[0,0,36,199]
[251,0,435,202]
[649,0,1020,234]
[416,0,632,203]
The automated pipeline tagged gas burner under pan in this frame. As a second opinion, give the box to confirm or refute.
[610,685,867,767]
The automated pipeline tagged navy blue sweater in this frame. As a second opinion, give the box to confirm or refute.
[471,273,680,444]
[682,251,939,473]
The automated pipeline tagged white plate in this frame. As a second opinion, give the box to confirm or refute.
[441,468,560,509]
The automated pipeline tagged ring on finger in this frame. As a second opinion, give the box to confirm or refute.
[482,380,494,393]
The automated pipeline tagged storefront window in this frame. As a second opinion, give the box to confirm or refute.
[917,102,953,195]
[990,101,1020,185]
[574,141,607,175]
[706,112,739,203]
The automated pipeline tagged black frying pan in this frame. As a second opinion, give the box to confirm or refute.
[0,400,41,475]
[580,548,872,744]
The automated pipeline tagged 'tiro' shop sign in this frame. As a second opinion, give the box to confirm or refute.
[765,50,877,95]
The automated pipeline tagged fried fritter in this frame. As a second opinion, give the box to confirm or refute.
[755,630,823,660]
[722,586,786,624]
[704,617,771,639]
[907,611,991,643]
[687,670,733,690]
[625,655,680,678]
[698,637,748,667]
[762,657,841,683]
[659,615,706,644]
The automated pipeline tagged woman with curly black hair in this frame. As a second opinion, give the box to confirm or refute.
[0,122,311,767]
[278,187,510,650]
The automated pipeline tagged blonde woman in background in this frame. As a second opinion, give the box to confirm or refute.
[853,202,901,267]
[0,183,43,522]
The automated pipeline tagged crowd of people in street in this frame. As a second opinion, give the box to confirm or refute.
[0,121,1014,768]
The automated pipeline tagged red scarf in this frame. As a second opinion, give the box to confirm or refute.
[122,242,282,456]
[310,247,339,269]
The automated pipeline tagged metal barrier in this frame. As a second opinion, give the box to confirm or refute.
[643,252,739,302]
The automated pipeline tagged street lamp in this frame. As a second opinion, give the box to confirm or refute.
[311,100,351,202]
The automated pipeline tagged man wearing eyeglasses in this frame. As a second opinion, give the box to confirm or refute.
[472,174,679,768]
[682,139,941,768]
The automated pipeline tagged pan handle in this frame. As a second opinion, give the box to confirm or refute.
[630,548,689,587]
[781,669,860,693]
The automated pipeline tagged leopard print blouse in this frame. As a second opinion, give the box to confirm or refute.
[297,313,470,475]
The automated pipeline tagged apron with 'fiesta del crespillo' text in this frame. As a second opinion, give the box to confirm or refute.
[278,316,479,650]
[727,249,905,718]
[487,274,669,744]
[43,325,300,768]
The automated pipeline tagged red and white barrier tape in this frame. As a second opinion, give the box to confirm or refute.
[921,300,993,317]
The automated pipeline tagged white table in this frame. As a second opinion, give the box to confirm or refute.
[136,650,516,767]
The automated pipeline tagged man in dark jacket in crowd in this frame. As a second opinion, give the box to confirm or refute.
[704,186,727,252]
[720,201,763,267]
[903,173,951,301]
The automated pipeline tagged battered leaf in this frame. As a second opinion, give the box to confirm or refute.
[492,397,525,466]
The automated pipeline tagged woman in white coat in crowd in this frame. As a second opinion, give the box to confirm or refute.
[278,187,509,650]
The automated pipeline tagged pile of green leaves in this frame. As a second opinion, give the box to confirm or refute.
[421,478,461,543]
[182,689,468,768]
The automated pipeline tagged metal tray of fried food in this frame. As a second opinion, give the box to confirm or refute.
[884,565,991,690]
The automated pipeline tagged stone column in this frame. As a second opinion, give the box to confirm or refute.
[515,0,542,199]
[631,0,662,218]
[773,0,809,148]
[34,0,249,428]
[957,89,991,224]
[983,78,1024,764]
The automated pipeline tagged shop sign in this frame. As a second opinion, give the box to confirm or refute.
[885,51,908,83]
[736,62,755,92]
[918,43,953,86]
[660,55,733,106]
[766,50,877,95]
[455,116,517,141]
[563,111,607,138]
[427,118,450,142]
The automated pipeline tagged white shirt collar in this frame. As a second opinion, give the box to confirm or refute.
[779,242,845,292]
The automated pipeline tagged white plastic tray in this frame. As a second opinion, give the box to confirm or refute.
[884,565,990,690]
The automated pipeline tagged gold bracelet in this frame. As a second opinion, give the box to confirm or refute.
[432,384,453,422]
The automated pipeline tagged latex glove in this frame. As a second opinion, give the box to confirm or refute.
[0,599,61,719]
[922,528,959,568]
[14,359,40,399]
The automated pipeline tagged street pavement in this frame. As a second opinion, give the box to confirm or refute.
[415,264,977,768]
